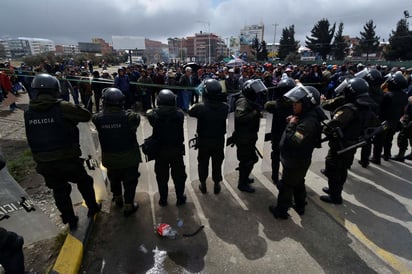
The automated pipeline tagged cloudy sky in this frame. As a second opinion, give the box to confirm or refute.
[1,0,410,47]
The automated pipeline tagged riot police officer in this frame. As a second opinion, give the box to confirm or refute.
[321,78,377,204]
[269,85,326,219]
[370,72,408,164]
[234,79,267,193]
[92,88,141,216]
[264,76,295,186]
[188,79,229,194]
[392,96,412,161]
[147,89,187,206]
[24,74,101,230]
[358,69,383,167]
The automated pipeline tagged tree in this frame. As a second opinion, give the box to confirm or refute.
[278,25,299,60]
[356,20,380,61]
[385,19,412,61]
[305,18,335,60]
[332,22,347,60]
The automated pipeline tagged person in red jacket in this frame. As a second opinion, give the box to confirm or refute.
[0,63,17,111]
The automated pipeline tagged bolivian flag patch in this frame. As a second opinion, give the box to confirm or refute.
[293,131,304,143]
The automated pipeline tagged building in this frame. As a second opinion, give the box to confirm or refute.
[0,37,55,59]
[91,38,113,55]
[240,24,264,45]
[168,32,227,64]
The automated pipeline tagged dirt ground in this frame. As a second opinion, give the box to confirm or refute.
[1,94,66,273]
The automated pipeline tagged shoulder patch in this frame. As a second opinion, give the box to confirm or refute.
[293,131,304,143]
[333,110,344,119]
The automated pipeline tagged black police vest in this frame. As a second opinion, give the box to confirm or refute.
[94,111,137,153]
[24,102,77,154]
[152,110,184,147]
[196,103,227,139]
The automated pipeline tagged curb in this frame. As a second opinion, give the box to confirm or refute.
[51,206,97,274]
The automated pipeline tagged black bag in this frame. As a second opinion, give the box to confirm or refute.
[142,135,159,161]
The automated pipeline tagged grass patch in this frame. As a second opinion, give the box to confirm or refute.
[7,149,36,182]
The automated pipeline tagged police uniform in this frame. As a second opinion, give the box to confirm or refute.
[264,97,293,185]
[269,85,326,219]
[371,74,408,162]
[276,106,325,217]
[92,105,141,214]
[234,95,261,193]
[188,93,229,194]
[322,100,376,203]
[24,92,100,228]
[392,97,412,161]
[147,104,187,206]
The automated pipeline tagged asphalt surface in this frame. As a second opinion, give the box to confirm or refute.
[2,92,412,273]
[81,112,412,273]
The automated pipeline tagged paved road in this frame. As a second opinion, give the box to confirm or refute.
[80,112,412,273]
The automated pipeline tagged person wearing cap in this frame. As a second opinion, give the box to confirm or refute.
[24,74,101,230]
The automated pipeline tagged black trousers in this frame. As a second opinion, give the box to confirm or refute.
[324,149,355,200]
[197,139,225,183]
[155,147,187,201]
[397,125,412,151]
[276,161,310,210]
[107,165,140,204]
[36,158,99,222]
[236,142,258,186]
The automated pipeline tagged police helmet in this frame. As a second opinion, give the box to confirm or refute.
[31,73,60,93]
[102,87,125,107]
[386,72,408,90]
[364,69,382,85]
[242,79,268,101]
[203,79,222,95]
[31,73,60,97]
[276,76,296,96]
[157,89,176,106]
[344,78,369,101]
[283,85,320,112]
[203,79,225,101]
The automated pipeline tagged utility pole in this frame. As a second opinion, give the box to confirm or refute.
[272,23,278,56]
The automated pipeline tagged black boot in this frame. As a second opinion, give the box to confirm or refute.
[320,195,342,205]
[199,181,207,194]
[358,160,369,168]
[176,195,187,206]
[268,205,289,219]
[113,195,123,208]
[214,182,221,194]
[123,203,139,216]
[369,156,381,165]
[391,150,405,162]
[322,187,330,194]
[238,184,255,193]
[87,203,102,217]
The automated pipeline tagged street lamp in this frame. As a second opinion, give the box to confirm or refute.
[197,20,211,64]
